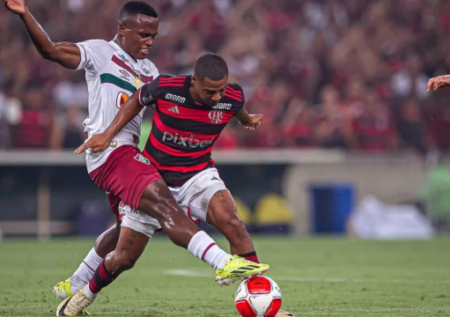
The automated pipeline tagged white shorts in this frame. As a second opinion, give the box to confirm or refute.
[170,167,228,222]
[119,201,161,239]
[118,168,227,237]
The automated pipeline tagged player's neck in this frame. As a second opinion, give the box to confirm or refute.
[113,36,137,62]
[189,85,203,105]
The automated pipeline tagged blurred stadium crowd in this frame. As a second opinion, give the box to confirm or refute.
[1,0,450,152]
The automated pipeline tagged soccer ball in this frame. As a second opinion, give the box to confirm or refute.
[234,276,282,317]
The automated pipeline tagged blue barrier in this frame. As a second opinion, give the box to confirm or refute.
[309,183,355,234]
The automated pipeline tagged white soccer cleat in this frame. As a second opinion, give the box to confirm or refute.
[56,288,93,316]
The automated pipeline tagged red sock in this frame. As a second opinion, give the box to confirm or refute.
[239,251,259,263]
[89,261,116,293]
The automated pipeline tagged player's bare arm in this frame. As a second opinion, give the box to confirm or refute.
[427,75,450,92]
[75,93,144,154]
[5,0,81,69]
[236,107,263,131]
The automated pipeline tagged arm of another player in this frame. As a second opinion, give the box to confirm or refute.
[427,75,450,92]
[236,107,263,131]
[75,80,159,154]
[5,0,81,69]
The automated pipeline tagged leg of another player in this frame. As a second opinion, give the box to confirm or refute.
[54,215,121,300]
[56,227,149,315]
[94,220,121,257]
[206,190,259,262]
[85,226,149,299]
[71,222,120,285]
[94,194,124,258]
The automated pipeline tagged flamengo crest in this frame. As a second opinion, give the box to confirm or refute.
[208,111,223,124]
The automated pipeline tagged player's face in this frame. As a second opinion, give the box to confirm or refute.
[193,75,228,107]
[120,14,159,60]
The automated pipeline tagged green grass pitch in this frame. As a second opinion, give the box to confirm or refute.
[0,236,449,317]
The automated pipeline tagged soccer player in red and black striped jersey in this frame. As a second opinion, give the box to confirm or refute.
[139,54,264,262]
[81,54,295,316]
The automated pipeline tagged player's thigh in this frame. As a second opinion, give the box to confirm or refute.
[185,173,229,223]
[138,178,182,221]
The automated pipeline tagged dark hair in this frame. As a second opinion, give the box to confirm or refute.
[194,53,228,81]
[119,1,158,22]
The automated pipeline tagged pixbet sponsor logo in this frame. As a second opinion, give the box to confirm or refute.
[162,132,215,148]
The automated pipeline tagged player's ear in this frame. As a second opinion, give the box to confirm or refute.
[118,24,127,36]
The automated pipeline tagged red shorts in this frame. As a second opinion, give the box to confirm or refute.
[89,145,161,211]
[107,194,121,218]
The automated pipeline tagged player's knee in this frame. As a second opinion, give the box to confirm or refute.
[111,250,138,271]
[216,210,245,232]
[116,253,137,271]
[229,213,246,231]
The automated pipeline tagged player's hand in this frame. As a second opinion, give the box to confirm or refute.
[240,114,263,131]
[427,75,450,92]
[4,0,26,15]
[74,133,111,154]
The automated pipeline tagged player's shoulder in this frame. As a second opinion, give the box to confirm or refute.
[154,74,189,86]
[157,74,188,80]
[78,39,110,50]
[227,82,244,92]
[224,82,245,104]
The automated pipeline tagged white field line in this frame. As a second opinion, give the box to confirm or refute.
[164,269,450,285]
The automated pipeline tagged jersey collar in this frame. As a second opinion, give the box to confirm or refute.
[108,41,138,65]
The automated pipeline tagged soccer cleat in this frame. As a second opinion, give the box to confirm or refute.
[215,255,270,286]
[53,280,74,300]
[53,280,90,315]
[276,310,296,316]
[56,288,93,316]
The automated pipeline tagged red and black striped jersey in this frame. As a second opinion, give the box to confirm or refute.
[138,74,245,186]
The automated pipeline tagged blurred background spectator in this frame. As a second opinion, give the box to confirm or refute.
[2,0,450,152]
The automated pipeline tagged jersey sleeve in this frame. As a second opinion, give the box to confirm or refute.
[138,76,161,107]
[75,39,108,72]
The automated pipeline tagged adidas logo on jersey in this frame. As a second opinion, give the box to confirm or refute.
[168,106,180,114]
[165,93,186,103]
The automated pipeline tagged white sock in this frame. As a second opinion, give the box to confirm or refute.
[69,248,103,292]
[187,231,231,270]
[83,284,99,301]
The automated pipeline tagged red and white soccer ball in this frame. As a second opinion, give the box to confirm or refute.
[235,276,282,317]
